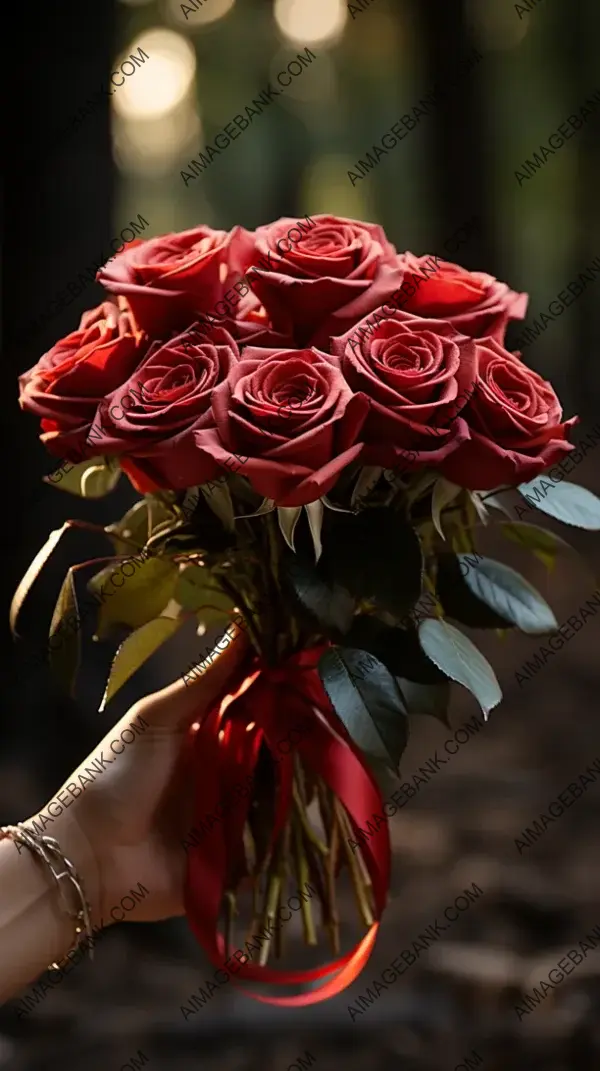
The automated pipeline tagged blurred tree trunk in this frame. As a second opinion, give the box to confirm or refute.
[411,0,495,272]
[558,0,600,424]
[3,0,115,792]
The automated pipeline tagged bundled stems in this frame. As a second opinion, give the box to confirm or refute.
[291,810,318,946]
[334,799,375,927]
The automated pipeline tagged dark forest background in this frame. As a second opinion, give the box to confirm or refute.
[2,1,600,1069]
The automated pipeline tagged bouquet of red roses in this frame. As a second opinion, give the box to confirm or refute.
[13,214,600,1005]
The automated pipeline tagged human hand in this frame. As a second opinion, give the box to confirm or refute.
[22,626,249,932]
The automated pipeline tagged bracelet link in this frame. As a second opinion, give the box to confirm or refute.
[0,823,95,968]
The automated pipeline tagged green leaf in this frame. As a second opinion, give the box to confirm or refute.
[436,553,512,629]
[99,616,183,710]
[278,506,302,551]
[105,497,176,557]
[44,456,121,498]
[10,522,73,635]
[88,555,180,640]
[106,500,150,555]
[318,647,409,786]
[457,554,557,634]
[396,678,451,726]
[48,568,81,697]
[500,521,573,571]
[305,500,324,562]
[174,565,236,625]
[285,556,356,635]
[80,458,122,498]
[418,618,502,718]
[323,508,423,617]
[518,478,600,530]
[345,616,449,684]
[431,478,462,539]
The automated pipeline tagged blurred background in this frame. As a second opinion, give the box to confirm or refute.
[2,0,600,1068]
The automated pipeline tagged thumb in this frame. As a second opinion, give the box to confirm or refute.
[128,623,251,731]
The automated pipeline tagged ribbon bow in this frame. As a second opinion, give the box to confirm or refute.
[185,645,391,1005]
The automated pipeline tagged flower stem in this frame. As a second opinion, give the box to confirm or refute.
[292,812,318,946]
[334,799,375,928]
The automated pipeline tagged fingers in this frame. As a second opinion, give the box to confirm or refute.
[126,623,251,730]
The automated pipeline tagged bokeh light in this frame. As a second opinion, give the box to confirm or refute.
[466,0,530,50]
[274,0,347,48]
[113,101,202,176]
[166,0,236,29]
[112,28,196,120]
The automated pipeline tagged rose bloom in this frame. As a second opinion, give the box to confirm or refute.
[195,346,369,506]
[394,251,528,341]
[97,224,254,337]
[246,214,403,348]
[439,338,577,489]
[179,291,292,352]
[88,324,241,493]
[331,310,476,470]
[18,301,148,461]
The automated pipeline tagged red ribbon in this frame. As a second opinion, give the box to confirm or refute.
[185,645,391,1006]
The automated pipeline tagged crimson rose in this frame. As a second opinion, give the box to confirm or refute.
[97,224,254,337]
[439,338,577,489]
[18,301,148,461]
[331,310,476,469]
[195,346,369,506]
[88,325,241,492]
[246,214,403,348]
[394,251,528,341]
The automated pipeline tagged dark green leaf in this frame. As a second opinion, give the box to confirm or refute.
[322,508,423,617]
[100,616,183,710]
[345,616,449,684]
[457,553,557,634]
[318,647,409,782]
[418,618,502,718]
[48,568,81,697]
[518,478,600,530]
[396,678,451,726]
[436,553,513,629]
[500,521,574,571]
[285,556,356,635]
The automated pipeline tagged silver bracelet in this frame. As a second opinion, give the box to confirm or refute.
[1,822,95,967]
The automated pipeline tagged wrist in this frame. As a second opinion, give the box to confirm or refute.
[23,809,103,934]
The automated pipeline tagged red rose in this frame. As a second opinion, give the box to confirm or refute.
[394,251,528,341]
[439,338,577,489]
[331,310,476,469]
[195,347,369,506]
[181,294,292,352]
[18,301,148,460]
[246,214,403,348]
[97,224,254,337]
[87,324,241,491]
